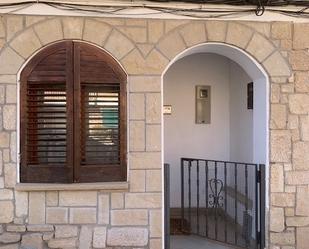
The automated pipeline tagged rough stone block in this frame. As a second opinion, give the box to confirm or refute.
[121,49,168,75]
[34,19,63,45]
[270,130,291,163]
[83,19,111,45]
[179,23,206,47]
[150,210,162,237]
[10,28,41,59]
[146,125,161,152]
[130,152,161,169]
[289,51,309,71]
[0,201,14,224]
[55,226,78,238]
[293,142,309,170]
[21,233,44,249]
[270,208,285,232]
[226,23,253,48]
[293,23,309,49]
[148,20,164,43]
[247,33,275,61]
[0,233,21,243]
[301,116,309,141]
[6,15,23,40]
[125,193,162,208]
[0,189,13,200]
[270,231,295,245]
[297,227,309,249]
[107,227,148,247]
[286,217,309,227]
[70,208,96,224]
[271,193,295,207]
[146,169,162,192]
[46,191,58,207]
[93,226,107,248]
[157,32,186,60]
[111,193,124,209]
[3,105,16,130]
[0,244,19,249]
[104,30,134,60]
[0,85,4,104]
[59,191,97,206]
[130,121,145,151]
[289,94,309,114]
[130,93,145,120]
[46,208,68,224]
[98,194,109,224]
[0,132,10,148]
[6,225,26,232]
[295,72,309,93]
[29,192,45,224]
[48,238,78,248]
[206,21,227,42]
[111,210,148,226]
[296,186,309,216]
[150,238,162,249]
[271,22,292,39]
[62,17,84,39]
[129,76,161,93]
[270,164,284,192]
[27,225,54,232]
[263,51,291,77]
[271,104,287,129]
[0,47,24,74]
[286,171,309,185]
[119,26,147,43]
[271,84,280,103]
[4,163,16,188]
[78,226,92,249]
[130,170,145,192]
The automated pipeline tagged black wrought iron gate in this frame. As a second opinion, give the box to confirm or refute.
[180,158,265,249]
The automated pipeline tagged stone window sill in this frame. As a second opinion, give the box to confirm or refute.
[15,182,129,191]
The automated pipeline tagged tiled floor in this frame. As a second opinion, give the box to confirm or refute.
[170,235,238,249]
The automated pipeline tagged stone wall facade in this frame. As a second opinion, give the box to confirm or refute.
[0,14,308,249]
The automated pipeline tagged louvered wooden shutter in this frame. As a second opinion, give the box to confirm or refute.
[73,42,127,182]
[20,41,74,183]
[20,41,127,183]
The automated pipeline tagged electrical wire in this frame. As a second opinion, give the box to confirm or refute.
[0,0,308,18]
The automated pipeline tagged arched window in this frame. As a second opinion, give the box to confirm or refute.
[20,41,127,183]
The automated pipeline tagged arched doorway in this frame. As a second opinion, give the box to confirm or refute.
[162,43,268,249]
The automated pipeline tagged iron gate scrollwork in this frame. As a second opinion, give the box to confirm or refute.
[181,158,265,249]
[209,178,224,208]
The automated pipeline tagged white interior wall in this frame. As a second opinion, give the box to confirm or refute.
[164,53,231,207]
[164,53,254,208]
[163,53,253,207]
[229,60,253,163]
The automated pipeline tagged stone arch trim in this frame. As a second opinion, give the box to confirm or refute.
[156,21,292,78]
[0,17,292,80]
[0,17,138,77]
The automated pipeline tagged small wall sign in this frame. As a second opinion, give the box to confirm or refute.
[163,105,172,115]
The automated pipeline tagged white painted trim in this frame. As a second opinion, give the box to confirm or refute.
[16,39,130,184]
[160,42,270,249]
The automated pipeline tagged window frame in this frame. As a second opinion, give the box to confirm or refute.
[20,41,127,183]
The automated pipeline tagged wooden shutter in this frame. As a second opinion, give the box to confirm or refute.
[74,42,127,182]
[20,41,127,183]
[20,41,74,183]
